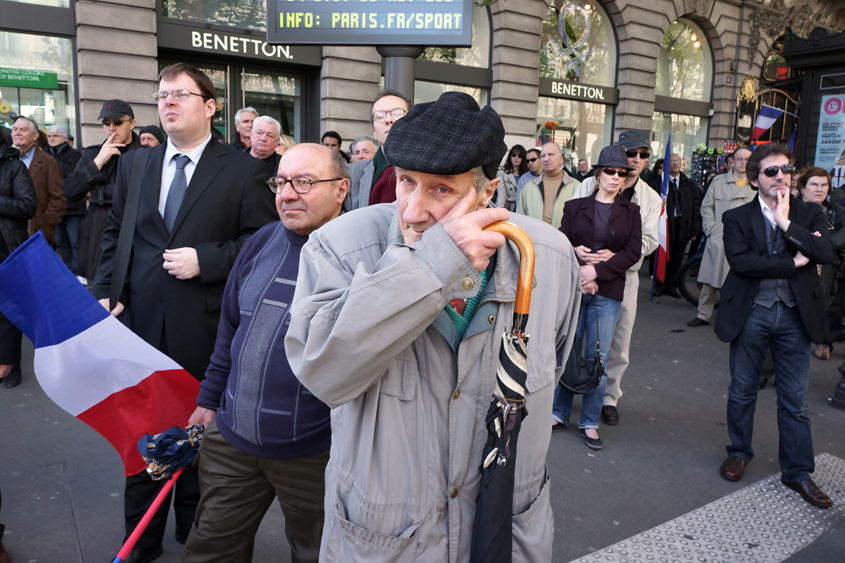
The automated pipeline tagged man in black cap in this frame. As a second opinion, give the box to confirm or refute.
[286,92,581,562]
[64,99,141,283]
[139,125,165,147]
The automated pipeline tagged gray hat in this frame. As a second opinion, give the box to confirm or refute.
[593,145,635,170]
[617,129,650,150]
[98,99,134,120]
[383,92,507,180]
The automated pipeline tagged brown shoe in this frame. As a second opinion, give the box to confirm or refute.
[719,456,747,482]
[814,344,831,360]
[781,478,833,509]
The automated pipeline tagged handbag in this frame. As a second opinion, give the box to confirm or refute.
[558,296,604,395]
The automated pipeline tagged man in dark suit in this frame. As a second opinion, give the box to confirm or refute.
[715,143,834,509]
[92,63,277,563]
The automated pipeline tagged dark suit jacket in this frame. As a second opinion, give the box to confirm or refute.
[715,195,835,344]
[559,192,642,301]
[647,172,702,242]
[27,146,65,246]
[92,139,277,379]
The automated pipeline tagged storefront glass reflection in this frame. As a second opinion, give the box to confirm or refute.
[3,0,69,8]
[536,97,612,171]
[539,0,616,87]
[656,20,712,103]
[0,31,76,136]
[651,111,709,171]
[414,81,488,107]
[420,6,490,69]
[243,71,301,142]
[162,0,266,32]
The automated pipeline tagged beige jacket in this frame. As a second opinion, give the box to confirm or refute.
[287,204,581,563]
[516,172,581,228]
[697,171,757,288]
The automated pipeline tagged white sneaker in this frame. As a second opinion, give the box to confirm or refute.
[76,276,88,285]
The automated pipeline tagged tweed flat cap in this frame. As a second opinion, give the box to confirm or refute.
[617,129,650,150]
[383,92,507,180]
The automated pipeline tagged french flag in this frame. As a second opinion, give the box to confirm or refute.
[752,104,785,140]
[0,233,200,476]
[652,134,671,293]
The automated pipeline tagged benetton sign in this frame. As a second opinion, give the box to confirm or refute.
[538,78,619,105]
[0,68,58,89]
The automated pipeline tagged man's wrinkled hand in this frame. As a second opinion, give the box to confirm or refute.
[187,406,216,428]
[163,247,200,280]
[98,298,124,317]
[580,264,597,285]
[581,280,598,295]
[441,189,509,271]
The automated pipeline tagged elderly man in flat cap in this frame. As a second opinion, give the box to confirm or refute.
[286,92,581,562]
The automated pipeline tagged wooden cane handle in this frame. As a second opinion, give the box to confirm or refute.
[482,221,535,316]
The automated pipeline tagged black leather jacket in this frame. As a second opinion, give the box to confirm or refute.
[0,146,37,262]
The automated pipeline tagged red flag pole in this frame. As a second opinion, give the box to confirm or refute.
[111,467,185,563]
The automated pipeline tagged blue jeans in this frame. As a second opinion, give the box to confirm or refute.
[727,302,815,482]
[553,294,621,429]
[55,214,83,275]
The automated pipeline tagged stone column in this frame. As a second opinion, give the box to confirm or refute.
[75,0,159,147]
[320,46,382,145]
[489,0,547,150]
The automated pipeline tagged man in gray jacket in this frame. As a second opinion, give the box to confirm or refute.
[286,92,581,562]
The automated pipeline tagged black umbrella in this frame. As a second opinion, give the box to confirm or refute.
[471,221,535,563]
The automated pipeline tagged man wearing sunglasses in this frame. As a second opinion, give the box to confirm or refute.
[514,148,542,206]
[344,88,410,211]
[64,99,141,284]
[571,129,661,427]
[91,63,277,563]
[715,143,834,510]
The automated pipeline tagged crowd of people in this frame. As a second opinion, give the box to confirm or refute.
[0,60,840,563]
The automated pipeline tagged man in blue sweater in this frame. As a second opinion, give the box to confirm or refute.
[182,144,349,563]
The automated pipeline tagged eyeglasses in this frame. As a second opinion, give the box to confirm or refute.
[669,159,682,164]
[268,176,343,194]
[152,90,206,103]
[101,119,131,127]
[761,164,795,178]
[371,108,407,123]
[625,150,650,159]
[526,157,539,163]
[602,168,629,178]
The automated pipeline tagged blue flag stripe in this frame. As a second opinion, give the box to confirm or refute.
[0,232,109,348]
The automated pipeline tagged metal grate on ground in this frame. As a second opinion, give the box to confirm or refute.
[570,453,845,563]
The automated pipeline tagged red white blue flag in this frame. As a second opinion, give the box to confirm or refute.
[653,135,671,288]
[0,233,200,476]
[752,104,785,140]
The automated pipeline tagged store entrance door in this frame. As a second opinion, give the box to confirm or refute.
[160,60,304,145]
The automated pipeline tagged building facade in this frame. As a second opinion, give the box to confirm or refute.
[1,0,843,170]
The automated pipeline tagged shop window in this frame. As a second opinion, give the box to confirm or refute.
[162,0,266,32]
[420,5,490,69]
[3,0,69,8]
[651,112,708,169]
[536,97,612,171]
[656,20,712,103]
[0,31,76,136]
[414,81,488,107]
[763,53,790,82]
[539,0,616,87]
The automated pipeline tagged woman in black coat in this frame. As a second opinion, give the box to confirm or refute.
[0,131,37,388]
[551,145,642,450]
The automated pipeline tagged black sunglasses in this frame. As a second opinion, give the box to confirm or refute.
[625,150,650,159]
[761,164,795,178]
[526,157,539,163]
[102,119,131,127]
[602,168,629,178]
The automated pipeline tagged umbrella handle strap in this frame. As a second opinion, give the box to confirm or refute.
[483,221,535,336]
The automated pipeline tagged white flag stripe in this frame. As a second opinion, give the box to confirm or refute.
[33,316,182,416]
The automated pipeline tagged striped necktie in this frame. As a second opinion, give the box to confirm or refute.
[164,154,191,232]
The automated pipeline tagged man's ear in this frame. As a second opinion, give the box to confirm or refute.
[478,177,501,210]
[336,178,350,205]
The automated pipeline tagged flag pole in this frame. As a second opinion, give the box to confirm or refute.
[111,467,185,563]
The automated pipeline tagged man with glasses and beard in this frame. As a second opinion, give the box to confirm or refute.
[715,143,834,510]
[570,130,661,427]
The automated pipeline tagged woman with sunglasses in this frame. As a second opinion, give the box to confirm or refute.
[494,145,528,211]
[552,145,643,450]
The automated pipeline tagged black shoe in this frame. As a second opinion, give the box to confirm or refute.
[600,405,619,426]
[2,371,21,388]
[653,287,664,297]
[551,421,566,433]
[580,428,602,450]
[125,544,163,563]
[781,478,833,509]
[687,317,709,327]
[664,287,681,298]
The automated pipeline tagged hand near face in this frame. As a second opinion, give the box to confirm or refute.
[163,247,200,280]
[441,188,509,271]
[773,189,791,231]
[93,133,125,170]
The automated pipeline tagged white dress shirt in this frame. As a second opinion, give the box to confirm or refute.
[158,134,213,218]
[759,196,778,230]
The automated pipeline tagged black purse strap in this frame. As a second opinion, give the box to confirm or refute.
[110,148,149,310]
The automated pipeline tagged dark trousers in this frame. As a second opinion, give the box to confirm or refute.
[727,302,815,482]
[55,214,83,275]
[124,464,200,549]
[656,218,688,291]
[0,308,21,373]
[183,419,328,563]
